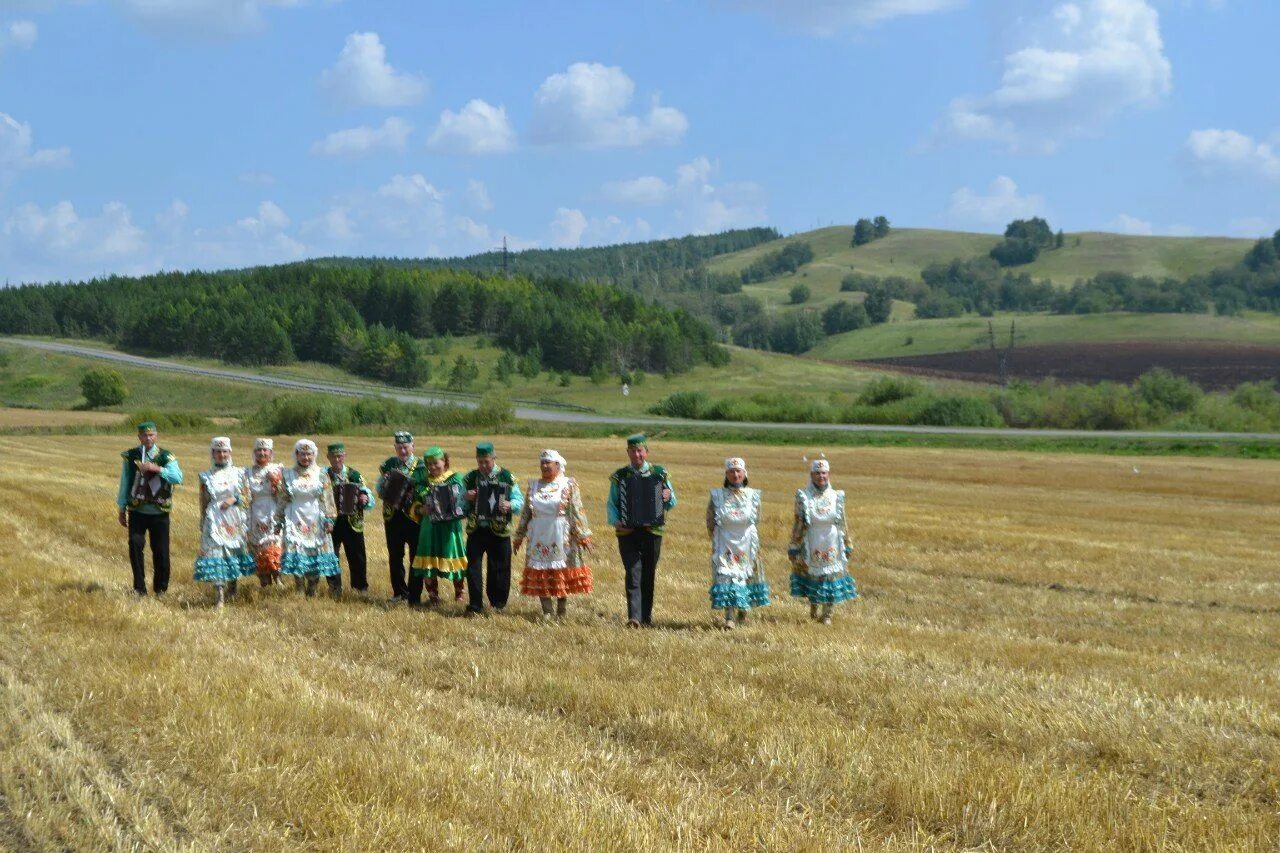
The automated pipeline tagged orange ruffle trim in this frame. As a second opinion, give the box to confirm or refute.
[254,545,282,576]
[520,566,593,597]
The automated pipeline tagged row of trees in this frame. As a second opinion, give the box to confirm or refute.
[0,263,729,385]
[739,242,816,284]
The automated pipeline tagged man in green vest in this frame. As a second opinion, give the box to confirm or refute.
[607,433,676,627]
[376,431,420,603]
[326,442,375,596]
[461,441,524,615]
[116,420,184,595]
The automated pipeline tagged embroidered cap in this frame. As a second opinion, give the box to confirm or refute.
[136,420,158,432]
[475,441,495,457]
[626,433,647,447]
[393,431,414,445]
[294,439,318,456]
[210,436,232,452]
[254,437,274,451]
[327,442,345,454]
[724,457,746,472]
[422,446,444,460]
[810,458,830,474]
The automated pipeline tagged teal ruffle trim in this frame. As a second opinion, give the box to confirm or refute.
[194,553,255,584]
[709,582,771,610]
[790,573,858,604]
[280,552,341,577]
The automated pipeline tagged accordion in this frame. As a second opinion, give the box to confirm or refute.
[130,466,170,506]
[475,481,511,524]
[620,475,665,528]
[382,469,414,513]
[426,483,465,523]
[333,482,362,516]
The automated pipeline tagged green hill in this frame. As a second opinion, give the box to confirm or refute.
[707,227,1255,310]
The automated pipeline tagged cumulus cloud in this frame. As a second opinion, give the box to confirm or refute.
[600,156,766,234]
[1185,128,1280,181]
[111,0,308,37]
[236,200,290,235]
[427,99,516,155]
[321,32,427,108]
[937,0,1172,153]
[947,176,1046,227]
[312,117,412,157]
[549,207,588,248]
[2,20,36,50]
[0,112,70,172]
[466,179,493,212]
[1109,213,1153,235]
[3,200,145,280]
[531,62,688,149]
[377,173,444,205]
[718,0,964,33]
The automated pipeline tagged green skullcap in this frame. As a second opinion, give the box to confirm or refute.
[422,446,444,460]
[475,441,495,457]
[326,442,345,453]
[393,431,413,445]
[136,420,157,432]
[626,433,648,447]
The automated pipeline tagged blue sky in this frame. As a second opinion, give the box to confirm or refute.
[0,0,1276,283]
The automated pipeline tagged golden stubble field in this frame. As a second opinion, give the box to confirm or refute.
[0,433,1277,851]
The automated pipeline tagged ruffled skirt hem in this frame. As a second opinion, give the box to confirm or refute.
[194,553,256,584]
[253,544,282,575]
[281,552,341,577]
[710,581,771,610]
[790,572,858,604]
[411,555,467,581]
[520,565,593,597]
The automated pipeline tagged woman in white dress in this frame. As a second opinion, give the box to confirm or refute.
[512,449,594,620]
[195,436,254,607]
[244,437,284,587]
[706,456,770,629]
[788,457,857,624]
[278,438,341,596]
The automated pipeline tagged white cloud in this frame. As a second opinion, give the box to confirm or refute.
[0,112,70,172]
[948,176,1046,227]
[1109,213,1153,235]
[311,117,412,157]
[427,99,516,155]
[937,0,1172,153]
[3,20,37,50]
[601,156,766,234]
[550,207,588,248]
[320,32,427,108]
[236,200,290,235]
[155,198,189,233]
[531,62,688,149]
[719,0,964,33]
[1228,217,1276,238]
[113,0,308,37]
[1185,128,1280,181]
[466,179,493,212]
[377,173,444,205]
[4,200,144,274]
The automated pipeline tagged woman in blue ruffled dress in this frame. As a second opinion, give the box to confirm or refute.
[788,457,857,624]
[706,456,770,629]
[195,436,255,607]
[278,438,341,596]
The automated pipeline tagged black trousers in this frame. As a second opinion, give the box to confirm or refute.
[619,529,662,624]
[465,527,511,611]
[331,517,368,591]
[384,513,419,597]
[127,511,171,594]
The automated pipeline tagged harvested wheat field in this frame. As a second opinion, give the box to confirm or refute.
[0,434,1277,850]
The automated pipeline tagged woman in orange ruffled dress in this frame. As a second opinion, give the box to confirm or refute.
[513,449,594,620]
[245,437,284,586]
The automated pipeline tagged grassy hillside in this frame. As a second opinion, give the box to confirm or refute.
[810,311,1280,361]
[2,435,1277,848]
[710,227,1255,309]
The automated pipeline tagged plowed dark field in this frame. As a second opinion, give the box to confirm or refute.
[863,342,1280,389]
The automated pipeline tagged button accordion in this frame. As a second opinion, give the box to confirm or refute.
[426,483,465,523]
[475,481,511,525]
[333,482,362,516]
[620,475,665,528]
[381,469,414,514]
[129,463,171,506]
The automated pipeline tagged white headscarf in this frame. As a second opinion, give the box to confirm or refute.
[539,448,567,473]
[254,437,274,450]
[294,439,317,458]
[810,457,830,474]
[724,457,746,473]
[210,436,231,452]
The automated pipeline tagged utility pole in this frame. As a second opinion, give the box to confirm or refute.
[501,235,510,278]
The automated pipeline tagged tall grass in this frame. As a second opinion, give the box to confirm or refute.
[0,435,1276,848]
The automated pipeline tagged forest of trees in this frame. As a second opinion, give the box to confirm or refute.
[0,263,728,386]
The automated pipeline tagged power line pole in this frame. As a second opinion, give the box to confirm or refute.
[501,235,509,278]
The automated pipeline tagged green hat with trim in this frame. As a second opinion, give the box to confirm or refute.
[136,420,157,432]
[626,433,648,447]
[326,442,345,454]
[475,441,495,457]
[423,446,444,460]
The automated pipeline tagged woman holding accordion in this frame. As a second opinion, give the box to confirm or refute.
[408,446,467,606]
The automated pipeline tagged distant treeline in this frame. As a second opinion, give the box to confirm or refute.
[0,264,727,385]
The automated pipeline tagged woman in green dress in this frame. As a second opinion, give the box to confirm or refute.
[408,447,467,606]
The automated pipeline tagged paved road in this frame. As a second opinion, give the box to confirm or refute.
[6,336,1280,441]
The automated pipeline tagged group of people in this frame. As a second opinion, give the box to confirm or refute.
[118,422,859,626]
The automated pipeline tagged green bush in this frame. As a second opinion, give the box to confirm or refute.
[858,375,925,406]
[81,367,129,408]
[789,284,811,305]
[1134,369,1200,416]
[913,396,1003,428]
[649,391,708,419]
[474,392,515,429]
[122,408,213,432]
